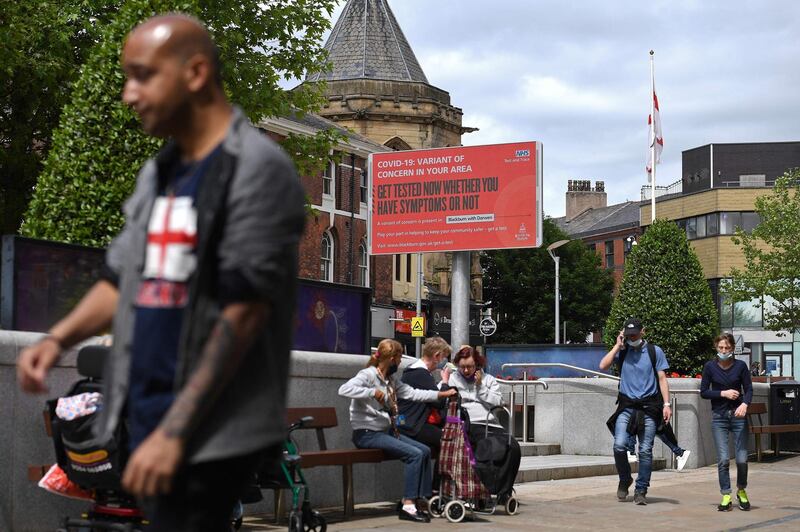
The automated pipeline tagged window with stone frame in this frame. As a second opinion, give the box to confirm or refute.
[359,168,368,204]
[604,240,615,269]
[358,240,368,286]
[321,232,333,282]
[322,161,333,196]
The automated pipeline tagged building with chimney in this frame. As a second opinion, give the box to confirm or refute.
[553,180,641,289]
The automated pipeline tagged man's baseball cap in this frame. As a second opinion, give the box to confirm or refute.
[622,318,643,336]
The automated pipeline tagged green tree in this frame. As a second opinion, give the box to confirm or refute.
[21,0,338,246]
[603,219,718,375]
[482,218,614,344]
[0,1,116,234]
[724,170,800,335]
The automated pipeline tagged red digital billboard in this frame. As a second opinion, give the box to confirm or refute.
[369,142,542,255]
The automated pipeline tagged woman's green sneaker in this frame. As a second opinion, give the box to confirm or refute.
[718,494,732,511]
[737,489,751,511]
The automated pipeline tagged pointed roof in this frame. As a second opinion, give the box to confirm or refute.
[307,0,429,84]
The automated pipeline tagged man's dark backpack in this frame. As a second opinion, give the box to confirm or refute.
[617,343,660,391]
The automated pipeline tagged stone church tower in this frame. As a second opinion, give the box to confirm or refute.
[306,0,483,305]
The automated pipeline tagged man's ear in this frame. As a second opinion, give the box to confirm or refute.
[184,53,211,93]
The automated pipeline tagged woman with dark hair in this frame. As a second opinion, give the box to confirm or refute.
[441,346,521,503]
[701,332,753,512]
[338,339,456,523]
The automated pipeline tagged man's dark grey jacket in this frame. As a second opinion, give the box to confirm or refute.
[97,107,306,463]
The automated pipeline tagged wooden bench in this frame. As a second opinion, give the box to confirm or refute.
[747,402,800,461]
[283,407,389,519]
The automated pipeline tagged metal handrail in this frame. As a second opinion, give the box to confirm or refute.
[502,362,619,381]
[496,378,550,389]
[500,363,704,461]
[668,389,700,469]
[495,376,548,442]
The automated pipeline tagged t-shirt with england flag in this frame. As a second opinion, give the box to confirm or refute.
[127,145,221,450]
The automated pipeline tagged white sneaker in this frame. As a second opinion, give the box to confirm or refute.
[676,449,691,471]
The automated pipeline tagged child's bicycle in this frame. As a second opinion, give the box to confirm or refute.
[255,416,327,532]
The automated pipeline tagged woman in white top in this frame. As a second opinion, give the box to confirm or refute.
[339,339,456,523]
[441,345,521,503]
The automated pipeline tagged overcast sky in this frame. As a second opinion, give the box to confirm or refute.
[317,1,800,217]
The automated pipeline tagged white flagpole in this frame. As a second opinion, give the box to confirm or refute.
[650,50,656,223]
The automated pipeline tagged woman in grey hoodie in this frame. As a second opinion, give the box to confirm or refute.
[339,339,456,523]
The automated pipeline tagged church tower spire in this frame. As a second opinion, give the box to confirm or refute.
[304,0,475,150]
[308,0,428,84]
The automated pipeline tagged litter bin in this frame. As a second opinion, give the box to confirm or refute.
[769,380,800,452]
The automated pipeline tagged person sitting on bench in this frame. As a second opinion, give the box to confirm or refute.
[338,339,456,523]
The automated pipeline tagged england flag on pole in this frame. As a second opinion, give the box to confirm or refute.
[646,88,663,177]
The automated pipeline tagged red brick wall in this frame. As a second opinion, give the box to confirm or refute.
[257,129,391,301]
[372,256,393,304]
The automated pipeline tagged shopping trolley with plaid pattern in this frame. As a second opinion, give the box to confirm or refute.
[427,397,518,522]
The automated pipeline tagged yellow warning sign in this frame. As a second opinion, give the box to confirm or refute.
[410,317,425,337]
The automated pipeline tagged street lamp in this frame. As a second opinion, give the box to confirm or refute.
[547,239,570,344]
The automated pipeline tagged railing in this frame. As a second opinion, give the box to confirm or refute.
[640,178,682,200]
[502,362,618,380]
[667,389,701,470]
[496,376,548,443]
[501,363,702,468]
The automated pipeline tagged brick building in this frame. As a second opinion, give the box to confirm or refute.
[301,0,483,351]
[553,180,641,290]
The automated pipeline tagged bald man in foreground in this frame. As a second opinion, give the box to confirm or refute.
[17,14,305,529]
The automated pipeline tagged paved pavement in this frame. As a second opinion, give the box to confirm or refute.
[242,453,800,531]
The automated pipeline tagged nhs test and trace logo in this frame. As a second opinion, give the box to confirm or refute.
[515,149,530,157]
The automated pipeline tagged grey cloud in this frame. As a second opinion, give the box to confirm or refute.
[315,1,800,216]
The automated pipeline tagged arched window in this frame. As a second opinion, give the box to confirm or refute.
[384,136,413,151]
[321,232,333,282]
[358,240,368,286]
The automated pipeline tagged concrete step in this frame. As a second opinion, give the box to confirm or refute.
[515,454,667,483]
[518,441,561,456]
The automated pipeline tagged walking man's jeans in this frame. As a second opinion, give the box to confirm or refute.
[614,408,656,493]
[353,428,432,499]
[711,410,748,494]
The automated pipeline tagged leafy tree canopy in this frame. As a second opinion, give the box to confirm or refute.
[0,1,115,234]
[725,170,800,335]
[603,219,718,375]
[482,218,614,344]
[21,0,339,246]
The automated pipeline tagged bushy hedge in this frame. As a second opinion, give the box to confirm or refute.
[21,0,337,246]
[603,219,718,374]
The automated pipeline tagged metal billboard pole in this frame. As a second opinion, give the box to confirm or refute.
[451,251,470,350]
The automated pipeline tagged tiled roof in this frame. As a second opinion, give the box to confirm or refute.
[552,201,642,239]
[281,110,388,151]
[307,0,429,83]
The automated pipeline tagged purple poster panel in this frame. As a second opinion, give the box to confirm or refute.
[293,281,368,354]
[485,344,612,379]
[2,237,105,332]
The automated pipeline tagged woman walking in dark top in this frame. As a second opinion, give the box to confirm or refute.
[700,332,753,512]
